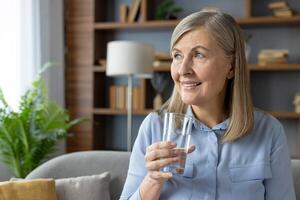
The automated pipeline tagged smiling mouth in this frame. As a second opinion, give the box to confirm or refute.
[181,82,202,89]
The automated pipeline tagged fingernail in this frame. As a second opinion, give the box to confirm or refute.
[167,173,173,178]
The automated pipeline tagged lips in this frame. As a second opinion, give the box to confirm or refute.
[180,81,201,89]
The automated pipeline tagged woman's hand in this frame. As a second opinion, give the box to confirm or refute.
[140,141,196,200]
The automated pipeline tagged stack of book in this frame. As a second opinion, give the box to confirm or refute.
[258,49,289,65]
[109,85,144,111]
[268,1,294,17]
[153,52,172,68]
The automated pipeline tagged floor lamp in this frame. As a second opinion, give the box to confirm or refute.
[106,41,154,151]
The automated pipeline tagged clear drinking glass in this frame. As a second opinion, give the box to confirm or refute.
[161,112,194,175]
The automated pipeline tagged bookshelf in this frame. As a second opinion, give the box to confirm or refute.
[66,0,300,155]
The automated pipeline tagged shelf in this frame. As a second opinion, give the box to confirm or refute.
[248,63,300,71]
[93,108,152,115]
[94,16,300,30]
[269,112,300,119]
[94,20,178,30]
[238,16,300,25]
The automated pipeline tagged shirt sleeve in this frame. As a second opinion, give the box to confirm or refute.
[264,122,296,200]
[119,113,162,200]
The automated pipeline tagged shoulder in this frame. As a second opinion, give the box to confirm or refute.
[229,109,286,165]
[140,112,162,131]
[137,112,163,145]
[245,108,286,152]
[253,108,284,139]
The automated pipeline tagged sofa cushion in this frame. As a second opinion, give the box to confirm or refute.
[55,171,110,200]
[0,179,57,200]
[25,151,131,199]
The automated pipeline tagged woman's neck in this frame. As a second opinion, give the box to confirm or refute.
[191,104,226,128]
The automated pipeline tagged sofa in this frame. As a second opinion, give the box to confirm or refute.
[26,151,300,200]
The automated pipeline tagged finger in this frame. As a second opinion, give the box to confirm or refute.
[145,148,177,162]
[149,171,173,181]
[146,157,179,171]
[187,144,196,154]
[147,141,176,152]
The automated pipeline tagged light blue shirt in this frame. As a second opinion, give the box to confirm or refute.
[120,107,296,200]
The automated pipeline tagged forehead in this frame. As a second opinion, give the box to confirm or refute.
[173,27,214,50]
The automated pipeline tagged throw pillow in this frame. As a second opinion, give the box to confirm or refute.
[0,178,57,200]
[55,171,111,200]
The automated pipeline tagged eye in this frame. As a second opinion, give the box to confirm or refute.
[173,53,182,61]
[195,52,204,59]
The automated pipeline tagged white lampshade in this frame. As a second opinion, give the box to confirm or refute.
[106,41,154,77]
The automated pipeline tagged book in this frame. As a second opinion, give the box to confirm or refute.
[128,0,142,23]
[274,9,293,17]
[109,85,116,109]
[268,1,289,10]
[259,49,289,56]
[133,86,140,110]
[116,86,126,110]
[119,4,129,23]
[140,0,147,22]
[258,49,289,65]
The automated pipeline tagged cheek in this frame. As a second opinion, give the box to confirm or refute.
[170,64,179,81]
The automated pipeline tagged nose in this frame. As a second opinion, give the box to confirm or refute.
[178,56,193,76]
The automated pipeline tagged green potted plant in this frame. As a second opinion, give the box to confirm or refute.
[155,0,182,20]
[0,64,85,178]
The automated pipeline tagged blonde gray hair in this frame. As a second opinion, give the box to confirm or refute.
[163,10,254,142]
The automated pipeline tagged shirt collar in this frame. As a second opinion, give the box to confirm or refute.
[186,106,229,133]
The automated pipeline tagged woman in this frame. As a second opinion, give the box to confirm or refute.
[120,10,295,200]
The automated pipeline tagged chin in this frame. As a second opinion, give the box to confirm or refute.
[181,97,197,105]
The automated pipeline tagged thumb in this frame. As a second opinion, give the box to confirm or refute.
[187,144,196,153]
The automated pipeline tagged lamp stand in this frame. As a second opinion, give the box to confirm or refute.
[127,75,133,152]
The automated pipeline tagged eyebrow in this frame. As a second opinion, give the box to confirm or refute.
[172,45,210,53]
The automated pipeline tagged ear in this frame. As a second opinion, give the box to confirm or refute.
[226,65,234,79]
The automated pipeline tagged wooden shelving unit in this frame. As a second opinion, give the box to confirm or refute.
[66,0,300,154]
[93,16,300,30]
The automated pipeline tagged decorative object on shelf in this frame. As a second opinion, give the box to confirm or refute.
[151,72,173,110]
[258,49,289,65]
[106,41,154,151]
[0,64,85,178]
[268,1,294,17]
[293,93,300,113]
[155,0,182,20]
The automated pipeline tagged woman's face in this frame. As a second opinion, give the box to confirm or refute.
[171,27,234,108]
